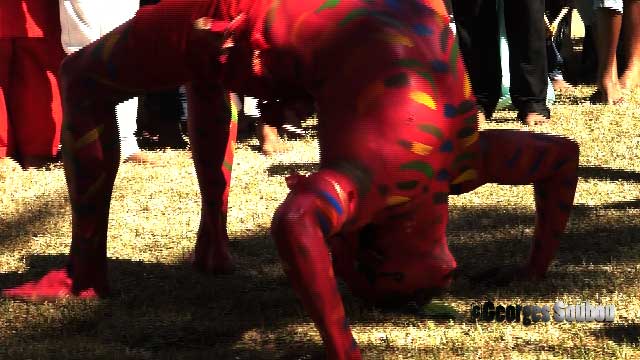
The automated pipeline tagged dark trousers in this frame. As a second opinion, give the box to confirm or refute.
[452,0,550,119]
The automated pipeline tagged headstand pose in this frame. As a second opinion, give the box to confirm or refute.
[2,0,579,358]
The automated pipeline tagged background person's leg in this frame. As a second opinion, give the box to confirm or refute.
[0,40,13,160]
[504,0,551,124]
[115,96,149,163]
[620,0,640,89]
[11,38,65,168]
[594,2,624,103]
[452,0,502,118]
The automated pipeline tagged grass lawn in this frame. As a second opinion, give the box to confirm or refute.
[0,86,639,359]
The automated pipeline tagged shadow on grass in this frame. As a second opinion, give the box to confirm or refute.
[0,234,326,359]
[0,189,68,255]
[578,165,640,183]
[1,163,638,357]
[267,162,319,177]
[594,323,640,345]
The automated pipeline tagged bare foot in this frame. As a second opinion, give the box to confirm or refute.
[22,156,56,170]
[124,151,156,164]
[190,248,234,274]
[1,268,100,300]
[257,123,289,156]
[522,113,549,126]
[551,78,573,93]
[619,69,640,90]
[476,109,486,128]
[593,78,624,104]
[190,230,234,274]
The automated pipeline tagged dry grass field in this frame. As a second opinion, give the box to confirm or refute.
[0,85,639,359]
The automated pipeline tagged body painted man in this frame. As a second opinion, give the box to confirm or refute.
[2,0,579,359]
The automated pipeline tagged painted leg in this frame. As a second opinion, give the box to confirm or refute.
[452,129,579,282]
[188,86,237,274]
[2,1,218,298]
[271,170,361,360]
[3,54,125,299]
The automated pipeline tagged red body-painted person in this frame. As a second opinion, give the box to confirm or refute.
[0,0,65,168]
[2,1,579,358]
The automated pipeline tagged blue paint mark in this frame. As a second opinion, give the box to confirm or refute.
[437,169,450,181]
[444,104,457,118]
[316,211,332,237]
[413,23,433,36]
[431,60,449,73]
[440,140,453,152]
[552,158,568,171]
[106,61,118,81]
[506,148,523,168]
[561,178,576,189]
[385,0,401,11]
[529,150,547,175]
[449,183,463,195]
[558,202,571,213]
[457,100,475,114]
[318,190,343,216]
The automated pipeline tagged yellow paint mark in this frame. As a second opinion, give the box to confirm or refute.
[378,29,414,47]
[430,0,450,19]
[75,125,104,150]
[461,132,479,147]
[82,173,106,202]
[410,141,433,156]
[102,31,123,61]
[292,11,312,48]
[357,81,385,115]
[387,195,410,206]
[451,169,478,184]
[410,91,437,110]
[463,73,472,99]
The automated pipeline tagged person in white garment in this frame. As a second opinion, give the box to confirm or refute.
[59,0,151,163]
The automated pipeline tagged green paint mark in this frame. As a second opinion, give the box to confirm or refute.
[384,72,409,88]
[396,58,427,69]
[396,180,419,190]
[400,161,434,178]
[223,161,232,172]
[457,127,475,139]
[448,35,459,78]
[397,139,412,149]
[457,100,474,114]
[329,160,373,196]
[415,70,435,85]
[370,12,403,28]
[338,8,370,27]
[394,59,436,89]
[453,152,475,166]
[316,0,340,13]
[439,25,449,54]
[463,114,477,125]
[418,124,444,140]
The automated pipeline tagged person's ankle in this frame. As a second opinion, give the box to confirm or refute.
[22,155,55,170]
